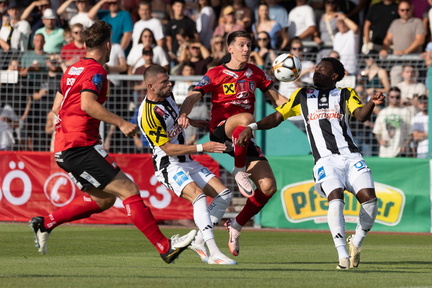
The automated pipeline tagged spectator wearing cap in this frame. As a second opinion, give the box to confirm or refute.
[20,0,53,43]
[88,0,133,53]
[213,5,245,39]
[34,8,65,54]
[0,2,31,52]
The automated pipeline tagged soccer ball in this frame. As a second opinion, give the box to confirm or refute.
[272,53,302,82]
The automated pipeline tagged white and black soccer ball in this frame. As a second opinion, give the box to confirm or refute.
[272,53,302,82]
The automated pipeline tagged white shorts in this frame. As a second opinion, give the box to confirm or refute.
[155,161,215,196]
[313,153,374,197]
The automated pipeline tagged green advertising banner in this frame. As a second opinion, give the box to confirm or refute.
[261,156,431,233]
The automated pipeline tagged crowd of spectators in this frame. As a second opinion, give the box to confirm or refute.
[0,0,431,158]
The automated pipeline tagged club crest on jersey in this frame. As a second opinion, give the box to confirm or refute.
[249,81,256,91]
[91,74,104,91]
[223,70,238,79]
[223,83,236,95]
[196,75,210,87]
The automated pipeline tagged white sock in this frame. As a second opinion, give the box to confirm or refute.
[353,198,378,247]
[208,189,232,226]
[328,199,349,259]
[192,193,214,244]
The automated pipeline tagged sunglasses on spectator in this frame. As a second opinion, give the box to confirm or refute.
[326,1,336,4]
[257,38,268,41]
[291,47,303,51]
[389,95,401,99]
[399,8,410,12]
[190,46,200,50]
[108,2,118,5]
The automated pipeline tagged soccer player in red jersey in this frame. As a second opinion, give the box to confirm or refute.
[29,20,196,263]
[178,30,288,257]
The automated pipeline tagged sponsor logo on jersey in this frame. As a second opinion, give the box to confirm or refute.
[167,124,182,139]
[196,75,210,87]
[222,70,238,79]
[308,109,343,121]
[223,83,236,95]
[68,67,84,75]
[280,180,405,226]
[91,74,104,91]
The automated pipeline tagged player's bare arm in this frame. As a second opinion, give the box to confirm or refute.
[178,91,203,128]
[264,87,289,107]
[51,91,64,115]
[189,119,209,130]
[160,141,226,156]
[237,111,284,146]
[353,92,385,122]
[81,91,137,137]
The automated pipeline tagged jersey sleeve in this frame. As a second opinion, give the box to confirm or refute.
[275,88,302,120]
[140,106,170,147]
[81,66,107,96]
[345,87,363,115]
[254,66,273,92]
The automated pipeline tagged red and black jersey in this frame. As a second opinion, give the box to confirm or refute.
[54,58,108,152]
[193,63,273,132]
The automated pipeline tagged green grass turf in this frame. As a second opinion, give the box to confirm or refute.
[0,222,431,288]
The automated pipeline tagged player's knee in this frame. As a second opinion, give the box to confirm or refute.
[97,196,116,211]
[258,180,277,196]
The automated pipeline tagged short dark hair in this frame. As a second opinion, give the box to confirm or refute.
[83,20,111,49]
[226,30,251,46]
[144,64,167,81]
[389,86,401,93]
[321,57,345,82]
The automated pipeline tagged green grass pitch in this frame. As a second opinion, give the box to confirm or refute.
[0,222,431,288]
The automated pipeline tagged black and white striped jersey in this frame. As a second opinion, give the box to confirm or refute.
[137,96,192,171]
[276,86,363,163]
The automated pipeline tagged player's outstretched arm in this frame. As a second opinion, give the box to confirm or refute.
[178,91,203,128]
[353,92,385,122]
[237,111,284,146]
[160,141,226,156]
[81,91,137,137]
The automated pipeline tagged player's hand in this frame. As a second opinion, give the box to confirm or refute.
[202,141,226,153]
[237,127,253,147]
[371,91,385,106]
[177,114,190,128]
[119,121,137,137]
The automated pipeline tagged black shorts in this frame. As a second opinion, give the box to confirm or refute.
[210,122,267,163]
[55,144,121,191]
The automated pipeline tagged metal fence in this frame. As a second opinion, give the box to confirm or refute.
[0,50,429,200]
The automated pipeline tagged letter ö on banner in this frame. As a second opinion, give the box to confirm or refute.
[1,161,32,205]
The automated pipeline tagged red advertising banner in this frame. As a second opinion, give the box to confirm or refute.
[0,151,220,224]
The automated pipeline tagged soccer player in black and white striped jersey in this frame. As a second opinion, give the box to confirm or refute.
[239,57,386,270]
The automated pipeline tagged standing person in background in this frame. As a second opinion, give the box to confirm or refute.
[373,87,413,157]
[29,21,196,263]
[166,0,199,64]
[34,8,65,54]
[412,94,429,158]
[88,0,134,53]
[132,1,165,49]
[195,0,216,49]
[333,12,359,75]
[178,31,288,258]
[238,57,384,270]
[362,0,399,54]
[57,0,94,28]
[138,64,236,265]
[252,3,288,50]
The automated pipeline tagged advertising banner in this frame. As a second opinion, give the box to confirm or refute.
[261,156,431,232]
[0,152,219,223]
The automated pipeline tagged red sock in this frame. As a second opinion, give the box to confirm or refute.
[235,189,271,226]
[44,195,102,230]
[232,126,249,168]
[123,194,170,254]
